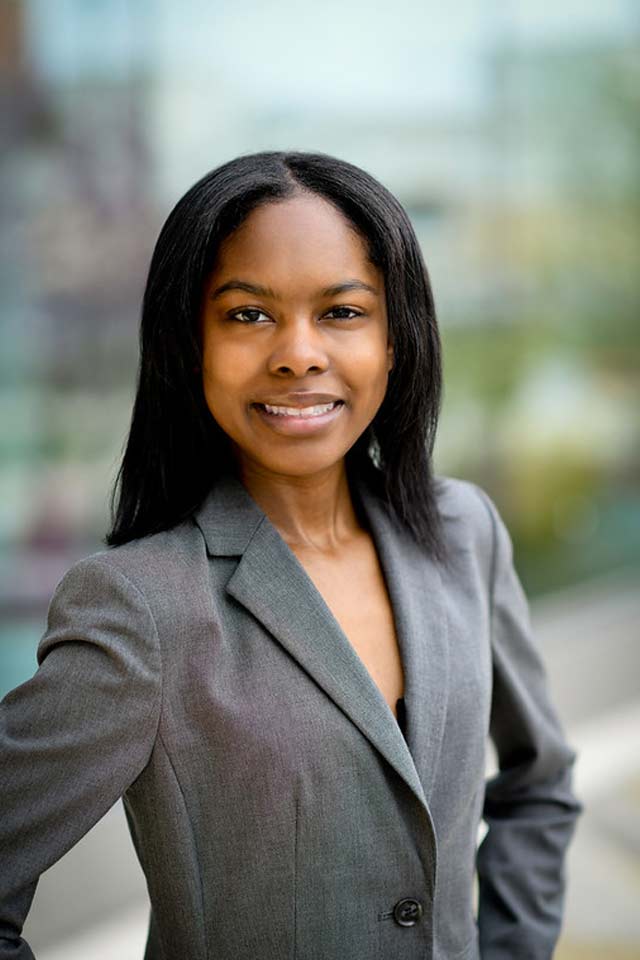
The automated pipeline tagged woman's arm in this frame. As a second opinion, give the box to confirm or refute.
[0,556,162,960]
[473,488,584,960]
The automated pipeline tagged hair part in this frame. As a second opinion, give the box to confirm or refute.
[105,150,448,564]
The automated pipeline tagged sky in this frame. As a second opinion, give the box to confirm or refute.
[26,0,637,120]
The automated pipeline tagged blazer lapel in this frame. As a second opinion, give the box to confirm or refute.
[193,472,449,814]
[356,483,450,805]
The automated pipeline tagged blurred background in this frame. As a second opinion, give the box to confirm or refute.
[1,0,639,957]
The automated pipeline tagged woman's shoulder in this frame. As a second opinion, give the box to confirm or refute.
[432,473,502,560]
[54,517,208,611]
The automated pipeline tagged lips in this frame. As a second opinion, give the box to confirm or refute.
[257,400,343,418]
[253,393,343,408]
[251,391,345,421]
[251,396,346,435]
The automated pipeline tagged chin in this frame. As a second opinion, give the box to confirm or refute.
[245,446,350,480]
[269,458,345,478]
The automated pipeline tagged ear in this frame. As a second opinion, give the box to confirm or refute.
[387,339,394,372]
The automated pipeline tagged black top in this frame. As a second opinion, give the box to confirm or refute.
[395,697,407,739]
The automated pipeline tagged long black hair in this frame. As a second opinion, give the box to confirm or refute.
[105,151,447,561]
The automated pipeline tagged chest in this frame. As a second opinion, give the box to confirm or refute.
[290,535,405,719]
[125,514,494,960]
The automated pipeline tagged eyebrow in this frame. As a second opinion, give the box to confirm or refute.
[208,278,379,300]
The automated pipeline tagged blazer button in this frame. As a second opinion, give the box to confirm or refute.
[393,897,423,927]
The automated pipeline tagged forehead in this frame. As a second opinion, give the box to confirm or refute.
[208,194,380,287]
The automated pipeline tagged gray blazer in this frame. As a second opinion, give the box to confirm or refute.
[0,472,582,960]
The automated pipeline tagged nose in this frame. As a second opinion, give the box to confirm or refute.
[267,318,330,378]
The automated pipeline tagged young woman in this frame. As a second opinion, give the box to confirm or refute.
[0,151,582,960]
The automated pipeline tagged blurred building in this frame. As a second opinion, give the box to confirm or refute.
[1,0,639,655]
[1,3,639,958]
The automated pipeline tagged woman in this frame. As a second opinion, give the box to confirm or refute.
[0,151,582,960]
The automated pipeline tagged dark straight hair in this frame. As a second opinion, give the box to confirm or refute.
[105,150,448,562]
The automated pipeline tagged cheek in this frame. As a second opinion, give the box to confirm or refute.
[352,340,391,397]
[201,344,248,425]
[202,334,253,391]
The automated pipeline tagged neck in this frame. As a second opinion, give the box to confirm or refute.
[237,459,362,552]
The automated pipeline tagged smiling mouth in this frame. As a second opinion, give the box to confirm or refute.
[253,400,344,419]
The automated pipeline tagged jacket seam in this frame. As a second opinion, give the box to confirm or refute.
[245,511,270,548]
[467,484,499,631]
[89,557,208,959]
[293,791,299,960]
[82,556,165,756]
[156,728,209,960]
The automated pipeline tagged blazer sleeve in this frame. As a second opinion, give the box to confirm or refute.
[0,555,162,960]
[472,488,584,960]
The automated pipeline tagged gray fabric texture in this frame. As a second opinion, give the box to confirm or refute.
[0,473,583,960]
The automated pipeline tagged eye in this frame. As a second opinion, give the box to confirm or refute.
[324,306,363,321]
[229,308,272,324]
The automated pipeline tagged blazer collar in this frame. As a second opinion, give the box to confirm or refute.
[193,471,449,828]
[192,471,265,555]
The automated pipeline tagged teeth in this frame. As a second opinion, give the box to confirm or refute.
[262,401,339,417]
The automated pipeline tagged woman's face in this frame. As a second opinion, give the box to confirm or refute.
[200,192,393,483]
